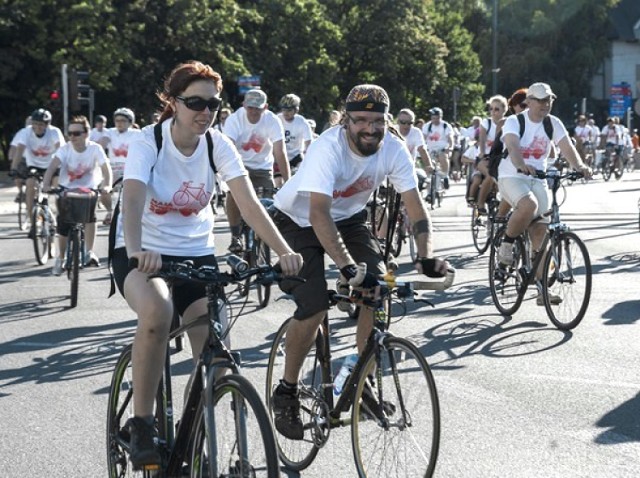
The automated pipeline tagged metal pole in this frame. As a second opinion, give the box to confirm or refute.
[89,89,95,125]
[61,64,69,132]
[492,0,498,95]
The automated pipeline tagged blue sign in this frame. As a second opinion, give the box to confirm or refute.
[609,82,632,118]
[238,75,261,95]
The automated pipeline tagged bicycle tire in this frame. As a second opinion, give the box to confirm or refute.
[471,205,491,255]
[408,230,417,262]
[70,230,80,308]
[18,192,28,231]
[106,345,160,478]
[254,237,271,308]
[189,374,280,477]
[542,231,592,330]
[614,157,624,180]
[265,318,323,471]
[240,229,251,298]
[488,230,526,316]
[602,157,612,181]
[351,336,440,478]
[31,205,50,265]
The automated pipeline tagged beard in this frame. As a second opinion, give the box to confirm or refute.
[348,129,384,156]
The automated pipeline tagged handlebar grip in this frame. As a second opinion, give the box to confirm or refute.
[412,268,456,291]
[128,257,139,268]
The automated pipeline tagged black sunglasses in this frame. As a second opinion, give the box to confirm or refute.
[67,131,85,137]
[176,95,223,112]
[398,120,413,125]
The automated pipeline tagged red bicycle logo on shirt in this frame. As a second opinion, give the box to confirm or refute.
[172,181,211,208]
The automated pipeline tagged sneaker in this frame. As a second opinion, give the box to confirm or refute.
[124,416,161,470]
[85,250,100,267]
[272,384,304,440]
[443,176,450,190]
[497,241,514,266]
[52,257,63,276]
[536,292,563,306]
[228,236,243,254]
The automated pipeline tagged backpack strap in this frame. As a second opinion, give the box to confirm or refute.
[517,112,525,138]
[485,118,492,136]
[518,112,554,140]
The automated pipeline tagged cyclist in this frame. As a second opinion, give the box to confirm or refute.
[8,116,32,203]
[269,84,450,440]
[98,107,141,225]
[110,61,302,469]
[221,88,289,253]
[573,114,595,166]
[42,115,112,274]
[276,93,313,186]
[322,109,342,132]
[422,106,453,189]
[10,109,65,233]
[89,114,109,146]
[497,82,591,305]
[396,108,434,174]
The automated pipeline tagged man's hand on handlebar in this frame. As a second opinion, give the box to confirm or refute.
[340,264,379,289]
[129,251,163,274]
[517,165,538,176]
[414,257,450,278]
[276,251,303,276]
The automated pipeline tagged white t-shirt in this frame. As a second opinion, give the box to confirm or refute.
[18,125,65,168]
[401,126,426,159]
[55,141,108,189]
[10,128,27,147]
[480,118,499,155]
[115,119,247,255]
[105,128,142,178]
[574,124,593,143]
[89,127,109,144]
[278,113,313,158]
[274,127,417,227]
[499,112,567,179]
[422,121,452,151]
[601,124,620,145]
[223,108,284,170]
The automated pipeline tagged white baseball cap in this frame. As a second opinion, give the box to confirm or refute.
[527,82,557,100]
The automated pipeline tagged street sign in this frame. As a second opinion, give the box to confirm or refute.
[609,82,632,118]
[238,75,261,95]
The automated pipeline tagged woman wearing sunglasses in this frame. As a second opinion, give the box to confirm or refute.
[110,60,303,469]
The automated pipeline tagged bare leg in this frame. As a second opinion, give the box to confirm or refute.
[283,311,326,384]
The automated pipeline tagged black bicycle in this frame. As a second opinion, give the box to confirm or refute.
[470,190,501,255]
[27,169,56,265]
[489,170,592,330]
[107,257,286,477]
[265,265,455,477]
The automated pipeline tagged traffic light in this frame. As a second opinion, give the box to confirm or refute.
[68,69,90,112]
[48,90,61,112]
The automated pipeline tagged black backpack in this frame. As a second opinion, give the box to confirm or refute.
[108,123,216,296]
[427,121,449,133]
[487,113,553,178]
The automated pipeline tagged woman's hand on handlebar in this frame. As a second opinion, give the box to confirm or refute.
[130,251,163,274]
[276,251,303,276]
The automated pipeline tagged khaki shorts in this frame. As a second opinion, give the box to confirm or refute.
[247,168,275,197]
[498,176,550,222]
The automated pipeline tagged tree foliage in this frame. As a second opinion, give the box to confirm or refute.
[0,0,623,162]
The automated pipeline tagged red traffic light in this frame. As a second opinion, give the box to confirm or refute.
[49,90,60,101]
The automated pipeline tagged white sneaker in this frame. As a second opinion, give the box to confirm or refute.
[536,292,563,306]
[497,241,514,265]
[52,258,63,276]
[85,250,100,267]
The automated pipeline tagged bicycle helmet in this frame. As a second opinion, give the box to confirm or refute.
[429,107,443,116]
[30,108,52,123]
[113,107,135,123]
[279,94,301,109]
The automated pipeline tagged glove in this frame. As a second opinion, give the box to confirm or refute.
[340,264,379,289]
[415,257,445,278]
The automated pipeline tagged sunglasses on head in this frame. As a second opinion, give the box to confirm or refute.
[67,130,85,137]
[176,95,223,112]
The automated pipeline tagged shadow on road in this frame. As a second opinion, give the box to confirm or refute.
[595,392,640,444]
[0,296,68,323]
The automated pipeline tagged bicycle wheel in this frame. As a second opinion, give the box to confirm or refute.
[107,345,159,478]
[602,157,612,181]
[614,156,624,180]
[32,205,51,265]
[265,318,323,471]
[489,230,526,316]
[352,336,440,477]
[407,230,417,262]
[190,374,280,477]
[254,237,271,308]
[69,230,80,308]
[542,231,592,330]
[471,205,491,255]
[17,190,28,231]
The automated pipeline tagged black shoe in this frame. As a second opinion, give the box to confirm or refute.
[272,384,304,440]
[125,416,161,470]
[228,236,243,254]
[443,176,450,190]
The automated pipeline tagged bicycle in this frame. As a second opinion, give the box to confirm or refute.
[54,187,99,308]
[29,169,56,265]
[238,187,275,308]
[488,170,592,330]
[424,160,446,209]
[600,143,617,182]
[265,264,455,477]
[107,256,284,477]
[470,190,501,255]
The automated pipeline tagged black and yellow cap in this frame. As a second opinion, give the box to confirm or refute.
[345,84,390,114]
